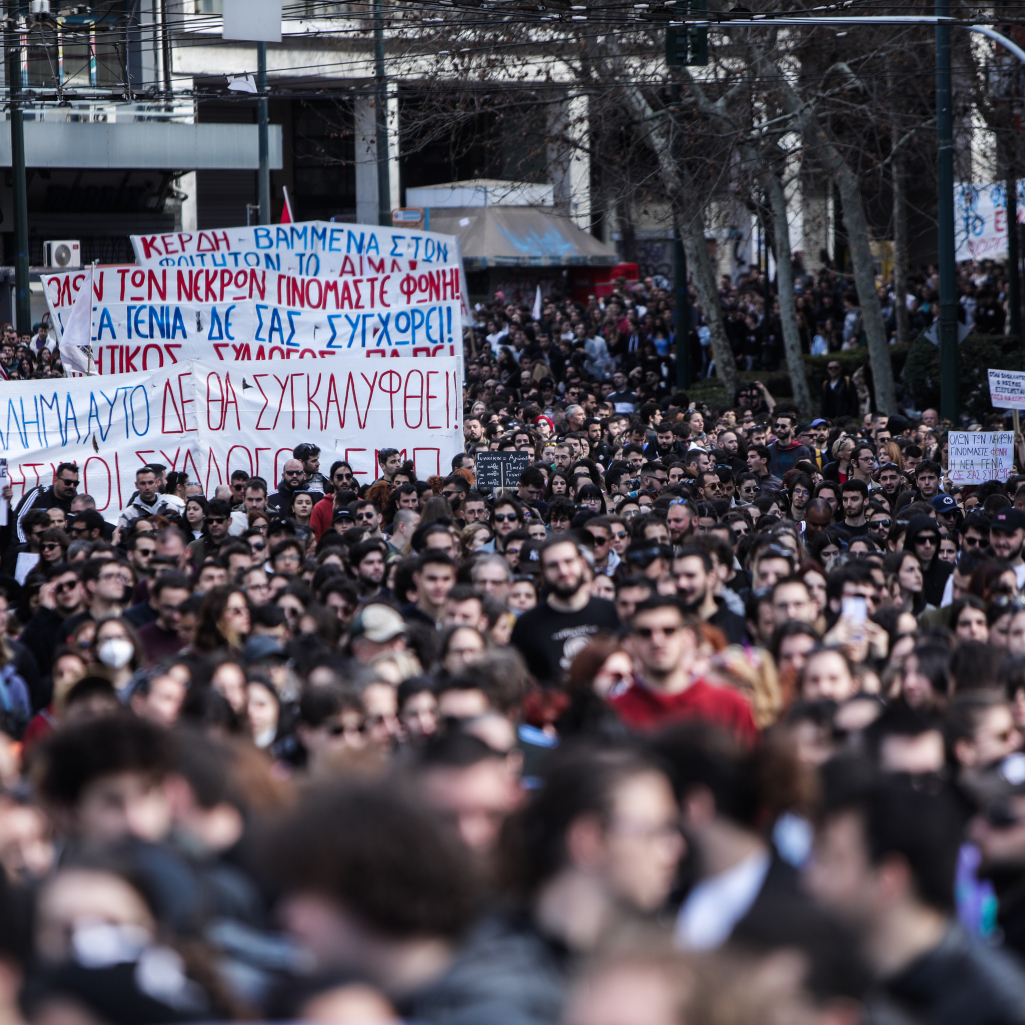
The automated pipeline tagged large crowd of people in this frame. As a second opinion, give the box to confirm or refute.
[483,256,1012,382]
[0,263,1022,1025]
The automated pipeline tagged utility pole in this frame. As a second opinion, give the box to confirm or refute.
[373,0,390,227]
[1010,174,1022,345]
[6,1,28,334]
[674,227,690,390]
[936,0,957,423]
[257,41,270,225]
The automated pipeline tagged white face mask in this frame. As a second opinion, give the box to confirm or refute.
[97,638,134,669]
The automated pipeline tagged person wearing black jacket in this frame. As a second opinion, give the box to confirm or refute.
[904,514,952,607]
[12,461,79,544]
[821,359,859,419]
[808,769,1025,1025]
[672,546,747,645]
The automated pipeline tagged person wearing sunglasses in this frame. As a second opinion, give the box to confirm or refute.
[766,411,812,479]
[904,514,953,608]
[185,498,234,567]
[609,595,756,737]
[13,460,79,545]
[268,459,323,516]
[490,497,525,549]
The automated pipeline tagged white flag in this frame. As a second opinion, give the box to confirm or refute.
[532,284,542,321]
[60,267,94,377]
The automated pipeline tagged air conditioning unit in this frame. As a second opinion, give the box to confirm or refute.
[44,240,81,269]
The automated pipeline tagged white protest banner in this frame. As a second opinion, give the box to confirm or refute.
[0,367,201,512]
[43,262,464,336]
[955,180,1025,262]
[947,431,1015,484]
[190,357,462,493]
[988,369,1025,411]
[131,221,457,275]
[81,299,463,374]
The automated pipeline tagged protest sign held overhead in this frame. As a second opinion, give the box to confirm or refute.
[988,369,1025,411]
[190,357,463,494]
[947,431,1015,484]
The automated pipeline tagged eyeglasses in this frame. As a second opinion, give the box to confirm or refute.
[334,472,354,481]
[871,519,892,529]
[57,478,79,488]
[917,536,938,546]
[41,542,62,552]
[250,542,267,552]
[208,516,228,524]
[135,547,155,557]
[774,423,790,431]
[963,535,985,547]
[54,580,78,593]
[99,572,130,583]
[356,512,377,522]
[633,625,679,639]
[588,534,611,546]
[610,530,628,540]
[284,470,304,477]
[232,482,246,491]
[494,513,520,523]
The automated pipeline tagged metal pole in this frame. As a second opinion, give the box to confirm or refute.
[7,3,29,334]
[373,0,390,227]
[674,226,690,390]
[936,0,957,422]
[1009,176,1022,346]
[257,41,269,226]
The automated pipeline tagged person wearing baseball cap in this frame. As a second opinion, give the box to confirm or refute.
[991,509,1025,591]
[931,493,961,530]
[348,603,407,665]
[795,422,825,470]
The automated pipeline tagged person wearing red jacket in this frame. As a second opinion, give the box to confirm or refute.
[610,596,758,745]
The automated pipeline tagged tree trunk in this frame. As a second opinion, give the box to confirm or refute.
[614,82,740,400]
[678,205,739,399]
[749,46,898,414]
[763,168,812,416]
[833,160,897,413]
[893,150,910,347]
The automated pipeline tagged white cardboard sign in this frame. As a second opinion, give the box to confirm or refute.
[948,431,1015,484]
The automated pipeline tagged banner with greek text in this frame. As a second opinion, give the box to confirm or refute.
[131,221,457,275]
[948,431,1015,484]
[0,367,200,514]
[988,368,1025,411]
[43,263,464,338]
[955,180,1025,262]
[76,299,463,375]
[191,358,462,494]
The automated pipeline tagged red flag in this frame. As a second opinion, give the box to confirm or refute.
[280,186,293,225]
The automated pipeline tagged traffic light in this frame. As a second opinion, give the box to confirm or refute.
[665,0,708,66]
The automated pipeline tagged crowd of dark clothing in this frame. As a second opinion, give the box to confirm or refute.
[0,266,1023,1025]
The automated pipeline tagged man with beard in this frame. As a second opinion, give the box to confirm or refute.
[350,539,389,600]
[877,462,905,506]
[511,536,619,684]
[991,508,1025,591]
[672,547,746,644]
